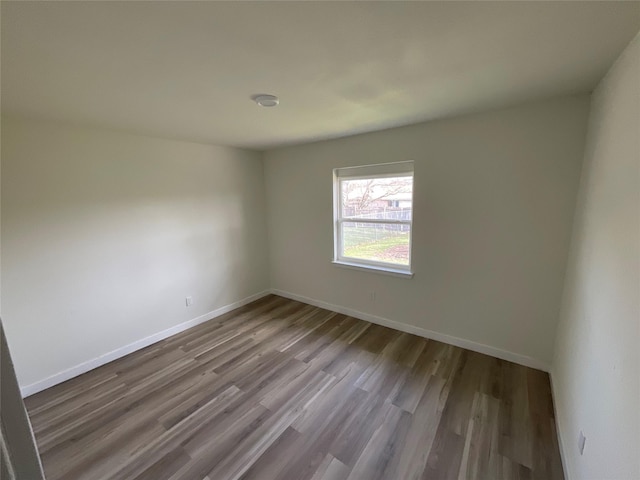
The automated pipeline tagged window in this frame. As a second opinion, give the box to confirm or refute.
[333,161,414,276]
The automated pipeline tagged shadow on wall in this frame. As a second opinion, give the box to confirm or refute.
[1,118,268,388]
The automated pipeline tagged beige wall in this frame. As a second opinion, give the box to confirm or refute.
[552,33,640,480]
[1,117,270,389]
[264,96,590,369]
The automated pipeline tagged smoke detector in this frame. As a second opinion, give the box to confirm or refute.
[252,94,279,107]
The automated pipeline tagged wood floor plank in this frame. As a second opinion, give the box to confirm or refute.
[424,423,466,479]
[237,426,301,480]
[328,391,390,467]
[392,375,448,480]
[275,386,369,480]
[130,447,191,480]
[345,403,412,480]
[500,362,534,469]
[105,385,244,480]
[310,455,350,480]
[25,294,564,480]
[458,392,502,479]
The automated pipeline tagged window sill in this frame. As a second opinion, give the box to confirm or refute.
[331,260,414,278]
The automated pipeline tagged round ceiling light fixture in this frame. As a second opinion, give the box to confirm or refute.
[252,94,279,107]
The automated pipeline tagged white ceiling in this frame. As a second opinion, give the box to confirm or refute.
[2,1,639,150]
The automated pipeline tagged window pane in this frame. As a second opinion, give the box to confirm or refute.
[341,222,410,266]
[341,176,412,220]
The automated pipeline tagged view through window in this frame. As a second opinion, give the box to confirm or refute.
[334,163,413,272]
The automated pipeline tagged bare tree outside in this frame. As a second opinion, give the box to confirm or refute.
[339,176,413,265]
[341,176,412,218]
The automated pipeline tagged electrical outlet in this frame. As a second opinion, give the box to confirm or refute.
[370,291,376,302]
[578,430,586,455]
[185,296,193,307]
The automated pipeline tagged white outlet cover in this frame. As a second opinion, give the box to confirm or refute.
[578,431,586,455]
[186,296,193,307]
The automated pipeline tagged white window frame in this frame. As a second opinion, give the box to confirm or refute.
[332,161,414,277]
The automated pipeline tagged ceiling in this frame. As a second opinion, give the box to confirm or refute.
[2,1,639,150]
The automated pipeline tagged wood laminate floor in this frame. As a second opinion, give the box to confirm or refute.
[25,295,564,480]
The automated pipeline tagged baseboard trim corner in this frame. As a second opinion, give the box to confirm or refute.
[270,288,550,372]
[20,290,271,398]
[548,370,571,480]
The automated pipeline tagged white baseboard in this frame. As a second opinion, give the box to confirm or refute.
[548,370,571,480]
[271,288,550,372]
[20,290,271,398]
[21,287,550,397]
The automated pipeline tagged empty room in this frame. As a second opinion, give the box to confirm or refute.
[1,1,638,479]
